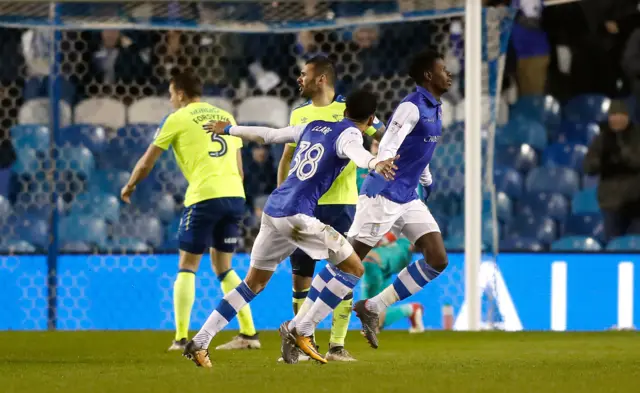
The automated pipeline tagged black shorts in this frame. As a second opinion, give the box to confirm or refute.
[290,204,355,277]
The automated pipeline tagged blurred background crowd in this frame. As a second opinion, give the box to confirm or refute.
[0,0,640,254]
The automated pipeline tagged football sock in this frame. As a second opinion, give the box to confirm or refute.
[295,269,359,337]
[219,269,257,337]
[366,259,442,314]
[192,281,257,349]
[292,288,309,315]
[289,264,336,330]
[382,304,414,328]
[173,269,196,341]
[329,293,353,347]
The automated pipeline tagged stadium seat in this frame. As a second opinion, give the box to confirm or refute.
[500,236,544,252]
[525,167,580,197]
[71,192,120,222]
[440,122,464,144]
[0,168,9,198]
[74,97,127,129]
[60,241,93,253]
[12,148,44,176]
[447,215,498,244]
[427,193,461,217]
[444,235,464,250]
[493,166,523,199]
[517,192,569,221]
[11,125,50,153]
[56,124,107,155]
[99,237,151,253]
[59,215,108,245]
[542,143,588,172]
[0,239,37,253]
[0,194,12,220]
[23,76,76,104]
[508,215,557,245]
[163,216,181,251]
[583,175,598,190]
[551,236,602,251]
[496,117,548,151]
[495,192,513,223]
[554,122,600,145]
[55,146,95,179]
[606,235,640,251]
[89,169,131,196]
[113,124,157,153]
[510,95,561,130]
[563,94,610,124]
[563,213,604,241]
[128,97,174,124]
[18,98,72,127]
[571,188,599,214]
[117,215,164,248]
[202,96,234,115]
[494,143,537,173]
[134,193,176,223]
[14,215,49,249]
[237,96,289,128]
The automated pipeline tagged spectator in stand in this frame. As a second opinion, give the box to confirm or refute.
[510,0,550,95]
[584,100,640,241]
[243,144,276,208]
[622,27,640,123]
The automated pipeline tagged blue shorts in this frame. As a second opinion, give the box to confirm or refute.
[178,197,245,255]
[290,204,355,277]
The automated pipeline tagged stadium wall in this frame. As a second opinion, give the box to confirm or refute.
[1,252,638,331]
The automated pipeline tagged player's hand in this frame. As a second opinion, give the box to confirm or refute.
[374,155,399,181]
[120,184,135,204]
[203,120,231,135]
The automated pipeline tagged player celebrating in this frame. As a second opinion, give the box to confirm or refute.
[348,48,452,348]
[182,90,397,368]
[120,70,260,352]
[278,55,384,361]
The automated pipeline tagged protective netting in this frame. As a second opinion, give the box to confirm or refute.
[0,1,514,330]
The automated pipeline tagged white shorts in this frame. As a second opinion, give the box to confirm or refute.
[250,213,354,272]
[347,195,440,247]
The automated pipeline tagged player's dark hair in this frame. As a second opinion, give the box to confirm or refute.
[305,55,336,86]
[170,69,203,98]
[409,48,444,84]
[345,89,378,123]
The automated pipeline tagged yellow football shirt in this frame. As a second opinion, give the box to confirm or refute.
[153,101,244,207]
[288,95,381,205]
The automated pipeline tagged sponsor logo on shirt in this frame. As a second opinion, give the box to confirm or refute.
[223,237,238,244]
[424,136,439,143]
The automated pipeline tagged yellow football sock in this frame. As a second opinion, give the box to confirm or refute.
[329,293,353,347]
[173,270,195,341]
[292,288,310,315]
[220,269,256,336]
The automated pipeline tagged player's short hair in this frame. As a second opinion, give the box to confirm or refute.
[345,89,378,122]
[305,55,336,86]
[408,48,444,84]
[170,70,203,98]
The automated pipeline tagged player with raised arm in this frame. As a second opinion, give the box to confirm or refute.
[348,49,451,348]
[278,55,384,362]
[181,90,397,368]
[120,70,260,352]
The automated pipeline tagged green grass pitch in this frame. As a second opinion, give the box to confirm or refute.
[1,330,638,393]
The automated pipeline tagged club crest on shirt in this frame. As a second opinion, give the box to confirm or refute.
[370,223,381,237]
[300,117,308,123]
[333,114,343,121]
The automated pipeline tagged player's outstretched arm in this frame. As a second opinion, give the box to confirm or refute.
[337,128,398,180]
[203,120,304,145]
[121,145,164,203]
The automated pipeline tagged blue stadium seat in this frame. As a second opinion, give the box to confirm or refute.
[551,236,602,251]
[444,235,464,250]
[134,193,176,223]
[0,168,9,198]
[508,215,557,245]
[11,125,50,153]
[517,192,569,221]
[542,143,588,172]
[56,124,107,156]
[493,166,523,199]
[572,188,599,214]
[428,193,461,217]
[494,143,538,173]
[432,214,448,238]
[510,95,561,130]
[447,215,498,244]
[563,95,610,124]
[13,148,45,176]
[496,118,548,151]
[563,213,604,241]
[482,216,500,246]
[495,192,513,223]
[129,215,164,248]
[60,241,93,253]
[55,146,95,179]
[500,237,544,251]
[606,236,640,251]
[525,167,580,197]
[14,215,49,249]
[99,238,151,253]
[71,192,120,222]
[0,239,37,253]
[23,76,76,104]
[554,122,600,145]
[0,195,12,221]
[440,122,464,144]
[447,216,464,238]
[59,215,108,245]
[90,169,131,196]
[163,217,181,251]
[583,175,598,190]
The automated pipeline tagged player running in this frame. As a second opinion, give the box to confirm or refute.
[182,90,397,368]
[278,55,384,361]
[348,48,452,348]
[120,70,260,352]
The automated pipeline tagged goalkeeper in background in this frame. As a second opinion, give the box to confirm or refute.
[356,139,426,333]
[120,70,260,352]
[278,55,384,361]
